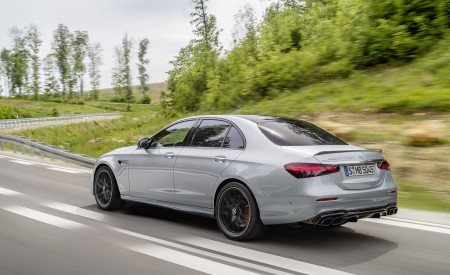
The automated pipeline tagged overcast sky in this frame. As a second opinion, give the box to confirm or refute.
[0,0,270,91]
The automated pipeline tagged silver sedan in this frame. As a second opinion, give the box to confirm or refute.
[92,115,398,241]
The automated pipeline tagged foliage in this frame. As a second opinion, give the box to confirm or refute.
[87,43,103,100]
[72,30,89,100]
[167,0,221,113]
[166,0,450,113]
[137,38,150,103]
[52,24,73,99]
[25,24,42,100]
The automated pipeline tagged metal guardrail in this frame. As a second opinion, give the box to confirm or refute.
[0,113,120,129]
[0,134,96,168]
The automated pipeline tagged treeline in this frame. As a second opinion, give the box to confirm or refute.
[165,0,450,113]
[0,24,151,105]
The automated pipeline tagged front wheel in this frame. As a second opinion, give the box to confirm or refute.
[94,166,124,210]
[215,182,267,241]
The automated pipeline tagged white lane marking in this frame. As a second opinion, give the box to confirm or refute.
[384,217,450,229]
[4,200,292,274]
[362,218,450,235]
[45,202,294,274]
[10,160,35,165]
[47,167,83,174]
[128,244,260,275]
[1,206,86,229]
[0,204,262,274]
[0,153,91,173]
[43,202,109,222]
[0,187,24,196]
[178,236,352,275]
[112,227,295,275]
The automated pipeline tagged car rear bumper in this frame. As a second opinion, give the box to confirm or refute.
[300,203,398,226]
[255,172,398,225]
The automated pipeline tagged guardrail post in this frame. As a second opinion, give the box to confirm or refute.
[13,143,16,154]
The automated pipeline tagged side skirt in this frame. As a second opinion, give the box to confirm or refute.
[121,195,215,218]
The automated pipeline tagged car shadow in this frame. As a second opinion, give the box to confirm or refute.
[83,202,398,269]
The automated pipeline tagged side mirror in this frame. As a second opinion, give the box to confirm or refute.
[137,137,150,149]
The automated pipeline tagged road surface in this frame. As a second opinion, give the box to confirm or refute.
[0,153,449,275]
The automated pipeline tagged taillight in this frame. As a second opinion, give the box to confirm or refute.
[377,160,390,170]
[284,163,340,179]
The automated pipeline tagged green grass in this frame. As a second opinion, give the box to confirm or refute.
[9,103,174,158]
[235,39,450,116]
[397,182,450,213]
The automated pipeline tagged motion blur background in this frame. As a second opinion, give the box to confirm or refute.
[1,0,449,213]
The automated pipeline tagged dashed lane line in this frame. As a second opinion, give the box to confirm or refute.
[1,205,87,229]
[0,153,91,174]
[0,187,24,196]
[0,204,271,275]
[10,159,36,165]
[2,189,348,275]
[362,218,450,235]
[47,167,84,174]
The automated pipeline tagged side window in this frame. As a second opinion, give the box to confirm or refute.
[222,126,244,149]
[191,120,230,147]
[151,120,195,148]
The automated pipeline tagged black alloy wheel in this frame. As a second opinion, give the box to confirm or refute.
[94,166,124,210]
[216,182,267,241]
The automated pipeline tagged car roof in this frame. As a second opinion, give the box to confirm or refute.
[184,114,278,124]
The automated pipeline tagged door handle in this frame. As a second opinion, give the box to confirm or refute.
[164,152,175,159]
[213,156,227,163]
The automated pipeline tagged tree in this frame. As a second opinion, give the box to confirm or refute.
[42,54,60,98]
[52,24,73,99]
[111,46,124,101]
[137,38,150,104]
[121,34,134,109]
[9,27,29,97]
[0,49,14,97]
[72,30,89,100]
[87,43,102,101]
[167,0,221,112]
[25,24,42,100]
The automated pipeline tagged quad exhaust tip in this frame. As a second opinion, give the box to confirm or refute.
[387,207,398,216]
[317,207,396,226]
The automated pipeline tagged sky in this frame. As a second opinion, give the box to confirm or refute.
[0,0,270,92]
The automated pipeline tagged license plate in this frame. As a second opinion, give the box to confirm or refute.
[344,164,374,177]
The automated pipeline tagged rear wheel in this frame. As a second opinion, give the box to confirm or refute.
[216,182,267,241]
[94,166,124,210]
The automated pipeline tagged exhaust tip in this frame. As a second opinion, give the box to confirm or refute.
[320,217,333,226]
[332,216,344,225]
[387,207,398,215]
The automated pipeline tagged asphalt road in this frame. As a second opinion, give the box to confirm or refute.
[0,153,449,275]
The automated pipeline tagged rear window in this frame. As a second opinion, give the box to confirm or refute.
[257,118,347,146]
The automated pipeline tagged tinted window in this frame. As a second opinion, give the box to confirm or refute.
[191,120,230,147]
[258,118,347,146]
[151,120,195,148]
[223,126,244,149]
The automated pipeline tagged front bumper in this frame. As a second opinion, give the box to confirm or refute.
[301,203,398,226]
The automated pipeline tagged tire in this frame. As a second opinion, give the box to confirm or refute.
[215,182,267,241]
[94,166,124,210]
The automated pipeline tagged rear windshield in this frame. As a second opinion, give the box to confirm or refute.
[257,118,347,146]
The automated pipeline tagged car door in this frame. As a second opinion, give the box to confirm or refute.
[174,119,245,208]
[128,120,196,202]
